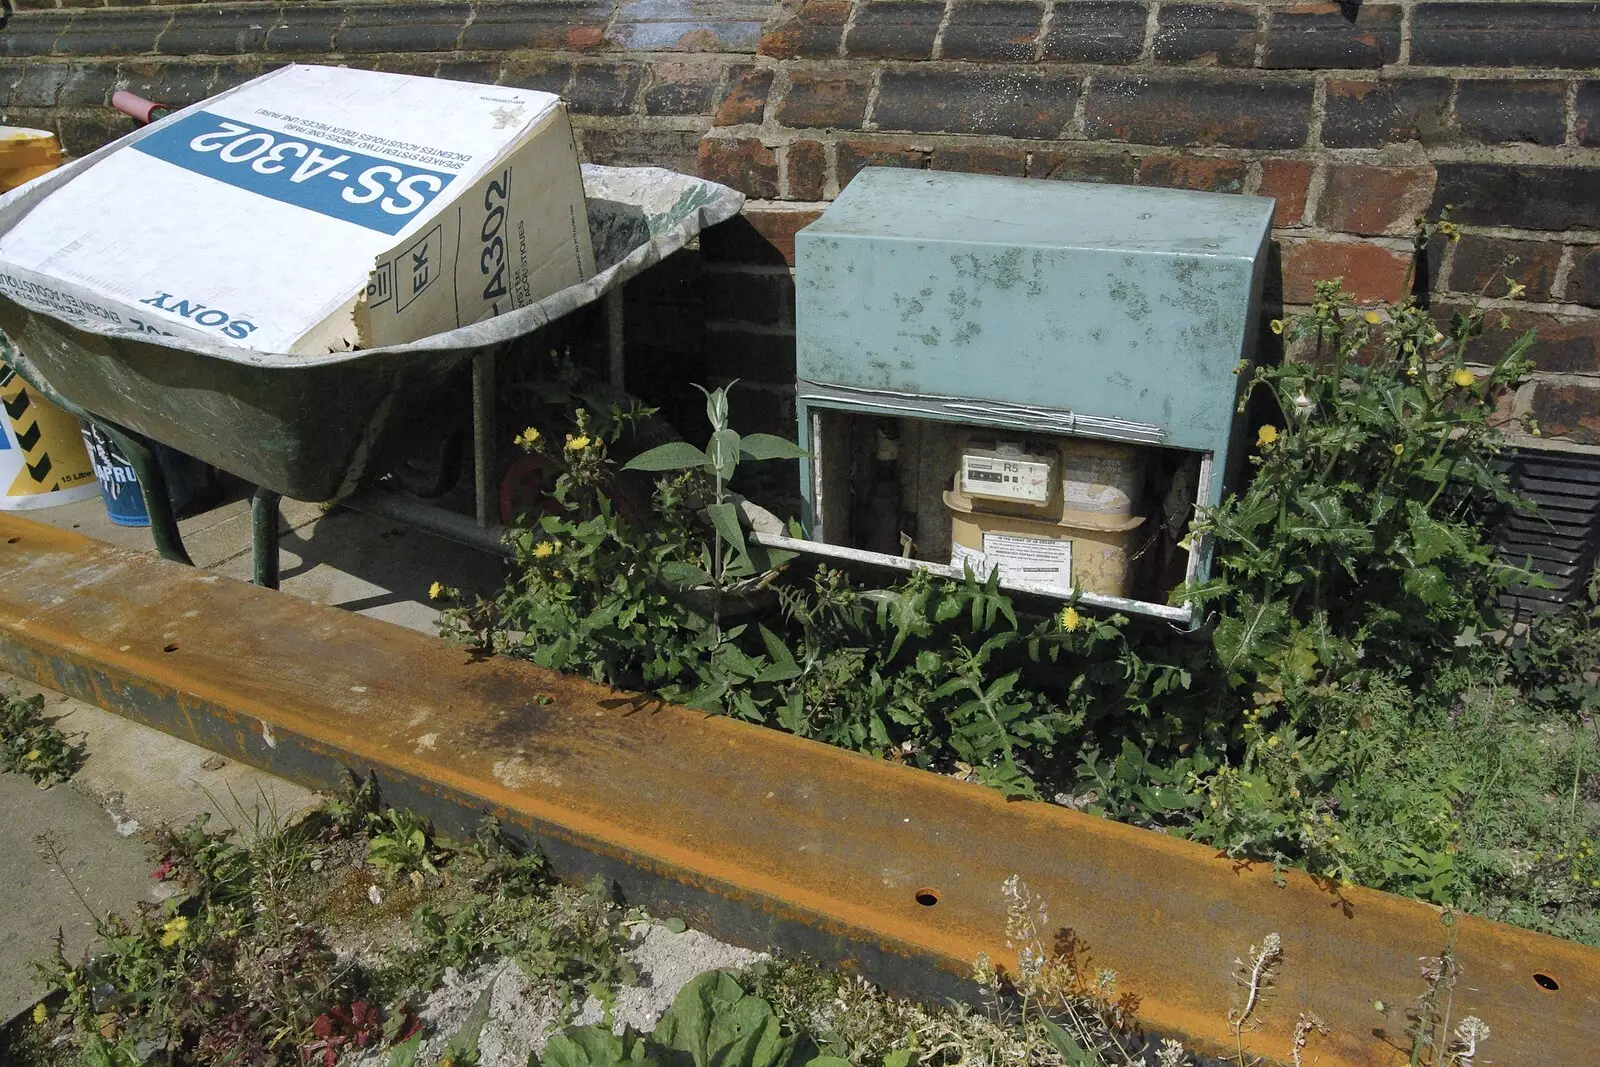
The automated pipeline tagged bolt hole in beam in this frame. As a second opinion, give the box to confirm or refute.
[5,536,18,544]
[915,888,939,907]
[1534,972,1560,991]
[162,643,179,653]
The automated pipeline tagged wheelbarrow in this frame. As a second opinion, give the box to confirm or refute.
[0,96,745,587]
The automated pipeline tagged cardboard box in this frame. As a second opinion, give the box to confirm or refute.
[0,64,594,354]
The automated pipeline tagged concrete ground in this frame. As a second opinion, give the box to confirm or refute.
[1,483,510,1022]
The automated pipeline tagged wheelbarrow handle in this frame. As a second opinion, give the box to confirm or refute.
[111,90,171,126]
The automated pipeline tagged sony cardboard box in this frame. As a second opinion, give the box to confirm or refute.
[0,64,594,354]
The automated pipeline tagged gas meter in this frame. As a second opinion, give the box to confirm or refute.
[786,168,1275,624]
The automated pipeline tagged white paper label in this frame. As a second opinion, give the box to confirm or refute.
[950,533,1072,590]
[960,451,1053,503]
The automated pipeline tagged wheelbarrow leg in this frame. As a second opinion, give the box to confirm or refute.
[472,347,497,529]
[251,486,281,590]
[92,419,194,569]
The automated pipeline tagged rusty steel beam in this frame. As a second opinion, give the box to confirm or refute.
[0,513,1594,1066]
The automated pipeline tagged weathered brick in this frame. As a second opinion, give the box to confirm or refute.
[582,128,702,173]
[55,61,123,107]
[941,1,1045,62]
[372,54,443,78]
[210,60,269,96]
[1321,78,1453,148]
[434,59,500,84]
[336,3,469,54]
[1567,246,1600,308]
[1280,240,1412,303]
[699,136,780,198]
[1530,382,1600,446]
[569,62,644,116]
[1257,158,1313,227]
[758,0,847,58]
[1027,148,1137,184]
[158,6,270,55]
[0,13,70,58]
[785,139,827,198]
[608,19,763,53]
[929,145,1028,176]
[1466,309,1599,374]
[1433,164,1600,232]
[844,1,943,61]
[1041,0,1148,62]
[702,206,824,266]
[1579,82,1600,147]
[1316,164,1437,236]
[461,0,611,52]
[117,60,215,107]
[836,137,926,187]
[714,65,773,125]
[1086,74,1311,149]
[54,113,127,157]
[1138,154,1246,193]
[1455,79,1567,146]
[267,4,343,53]
[1448,236,1562,302]
[777,70,871,129]
[7,63,69,107]
[53,9,167,56]
[1153,3,1258,67]
[704,268,789,325]
[705,325,797,383]
[1412,2,1600,68]
[875,70,1078,139]
[645,61,725,115]
[501,56,574,94]
[1262,3,1401,69]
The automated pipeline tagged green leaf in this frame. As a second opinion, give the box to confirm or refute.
[1039,1019,1093,1067]
[707,502,750,569]
[882,1050,915,1067]
[708,429,742,482]
[660,562,714,589]
[624,442,712,473]
[1404,565,1453,609]
[804,1059,852,1067]
[538,1026,659,1067]
[739,433,809,461]
[696,383,733,432]
[442,979,496,1064]
[387,1035,424,1067]
[1212,596,1288,672]
[654,970,795,1067]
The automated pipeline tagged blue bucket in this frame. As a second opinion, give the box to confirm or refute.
[80,424,213,527]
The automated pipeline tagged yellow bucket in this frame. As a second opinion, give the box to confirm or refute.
[0,127,65,193]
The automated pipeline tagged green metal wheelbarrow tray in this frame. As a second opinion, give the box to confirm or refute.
[0,140,745,583]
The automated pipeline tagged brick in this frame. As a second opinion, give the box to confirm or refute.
[1580,82,1600,147]
[758,0,848,58]
[1086,74,1311,149]
[1257,158,1313,227]
[54,113,127,157]
[1153,3,1258,67]
[706,325,797,383]
[714,65,773,125]
[1027,148,1137,184]
[461,0,612,52]
[1321,78,1453,149]
[57,61,123,107]
[836,137,925,187]
[0,13,70,57]
[1447,236,1562,302]
[929,145,1028,176]
[776,71,870,129]
[1041,1,1147,62]
[699,136,780,198]
[7,63,69,107]
[117,60,216,108]
[704,268,789,325]
[1316,164,1437,236]
[1138,155,1246,193]
[435,59,501,84]
[941,1,1045,62]
[373,54,443,78]
[1412,2,1600,68]
[569,62,644,116]
[1568,246,1600,308]
[1433,164,1600,232]
[844,1,943,60]
[875,70,1078,139]
[1280,240,1412,303]
[267,4,343,53]
[644,61,725,115]
[210,60,269,96]
[608,20,764,53]
[501,56,574,94]
[1455,80,1566,146]
[784,140,827,199]
[336,3,469,54]
[158,6,270,55]
[1457,308,1600,375]
[1262,3,1401,69]
[53,9,167,56]
[1530,383,1600,446]
[702,206,824,266]
[581,128,702,173]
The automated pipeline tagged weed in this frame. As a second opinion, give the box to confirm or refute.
[1,686,81,785]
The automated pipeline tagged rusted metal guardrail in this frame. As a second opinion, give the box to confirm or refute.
[0,513,1594,1066]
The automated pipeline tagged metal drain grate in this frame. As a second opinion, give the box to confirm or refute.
[1494,449,1600,617]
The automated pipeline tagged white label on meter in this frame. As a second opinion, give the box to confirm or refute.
[951,535,1072,590]
[960,452,1053,503]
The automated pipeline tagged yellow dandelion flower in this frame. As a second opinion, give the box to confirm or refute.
[533,541,557,559]
[566,434,591,452]
[1392,443,1405,457]
[1269,319,1285,335]
[25,749,39,761]
[32,1003,47,1025]
[1266,735,1280,748]
[1363,311,1381,325]
[1256,424,1279,448]
[514,426,541,448]
[159,916,188,948]
[1506,279,1526,299]
[428,581,444,601]
[1451,369,1476,388]
[1059,606,1081,632]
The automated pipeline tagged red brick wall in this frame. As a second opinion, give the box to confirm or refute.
[1,0,1597,450]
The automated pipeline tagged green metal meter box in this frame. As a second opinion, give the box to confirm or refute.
[786,168,1275,623]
